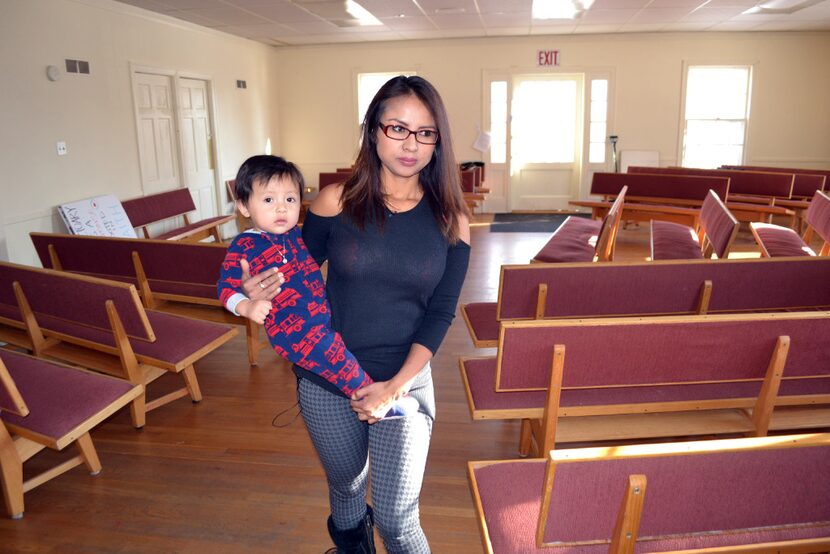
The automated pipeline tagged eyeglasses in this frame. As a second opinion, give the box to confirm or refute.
[378,123,440,145]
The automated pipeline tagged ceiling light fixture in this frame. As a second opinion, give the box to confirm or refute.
[742,0,824,15]
[345,0,382,25]
[532,0,590,20]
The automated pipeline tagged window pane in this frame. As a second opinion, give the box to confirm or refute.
[684,143,743,169]
[511,80,576,164]
[490,81,507,164]
[686,120,746,146]
[685,67,749,120]
[357,72,413,124]
[591,79,607,101]
[590,100,607,123]
[590,121,606,143]
[589,142,605,164]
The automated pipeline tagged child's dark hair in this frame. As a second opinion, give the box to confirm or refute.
[235,155,305,204]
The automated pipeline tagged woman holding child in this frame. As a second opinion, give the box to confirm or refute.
[242,75,470,553]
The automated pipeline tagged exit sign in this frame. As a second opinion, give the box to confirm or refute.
[537,50,560,66]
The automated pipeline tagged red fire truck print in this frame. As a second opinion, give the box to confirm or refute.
[324,334,347,364]
[222,251,243,271]
[249,244,287,275]
[292,324,326,356]
[273,287,301,308]
[237,236,256,252]
[303,279,325,298]
[269,313,305,337]
[340,359,361,383]
[307,300,328,317]
[298,256,318,276]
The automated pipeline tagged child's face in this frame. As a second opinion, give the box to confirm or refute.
[238,175,301,235]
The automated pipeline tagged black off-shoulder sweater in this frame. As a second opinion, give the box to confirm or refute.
[297,196,470,396]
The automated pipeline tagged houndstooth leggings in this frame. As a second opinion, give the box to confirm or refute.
[298,364,435,554]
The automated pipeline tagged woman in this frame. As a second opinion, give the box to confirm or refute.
[243,75,470,553]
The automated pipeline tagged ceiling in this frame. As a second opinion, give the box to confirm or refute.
[115,0,830,46]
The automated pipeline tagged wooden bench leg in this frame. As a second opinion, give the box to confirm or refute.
[129,394,146,429]
[182,365,203,403]
[0,425,24,519]
[518,419,533,457]
[75,433,102,475]
[246,319,259,366]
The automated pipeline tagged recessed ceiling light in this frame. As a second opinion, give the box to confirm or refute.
[742,0,824,15]
[532,0,583,20]
[434,7,466,15]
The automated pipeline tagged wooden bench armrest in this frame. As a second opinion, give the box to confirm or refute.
[161,214,234,241]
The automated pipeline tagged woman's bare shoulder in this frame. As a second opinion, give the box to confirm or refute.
[309,183,344,217]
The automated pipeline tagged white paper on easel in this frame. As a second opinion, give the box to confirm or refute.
[58,194,137,238]
[473,130,491,153]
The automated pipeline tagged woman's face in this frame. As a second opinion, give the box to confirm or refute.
[375,94,437,184]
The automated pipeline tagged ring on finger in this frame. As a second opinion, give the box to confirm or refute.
[259,282,266,289]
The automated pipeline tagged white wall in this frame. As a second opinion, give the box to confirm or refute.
[272,31,830,204]
[0,0,280,264]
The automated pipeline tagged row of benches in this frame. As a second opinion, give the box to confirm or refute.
[460,256,830,550]
[0,260,238,518]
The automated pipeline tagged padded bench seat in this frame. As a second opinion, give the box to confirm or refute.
[751,223,815,256]
[650,220,704,259]
[533,217,601,262]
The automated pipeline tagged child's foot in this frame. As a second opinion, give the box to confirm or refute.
[382,394,419,420]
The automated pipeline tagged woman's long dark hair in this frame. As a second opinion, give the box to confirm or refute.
[341,75,469,243]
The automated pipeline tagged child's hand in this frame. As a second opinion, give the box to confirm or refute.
[236,299,271,324]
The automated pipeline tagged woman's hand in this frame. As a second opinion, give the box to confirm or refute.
[240,258,284,302]
[236,299,272,325]
[350,381,403,424]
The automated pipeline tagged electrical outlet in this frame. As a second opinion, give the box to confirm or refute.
[56,141,67,156]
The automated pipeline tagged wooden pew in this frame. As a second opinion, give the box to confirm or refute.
[460,256,830,348]
[0,261,238,428]
[468,433,830,554]
[30,232,267,366]
[532,186,627,263]
[751,190,830,257]
[628,166,797,226]
[459,312,830,456]
[571,172,729,227]
[121,188,233,241]
[0,350,142,519]
[650,189,739,260]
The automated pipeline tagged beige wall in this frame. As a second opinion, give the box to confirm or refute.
[273,31,830,206]
[0,0,280,264]
[2,0,829,263]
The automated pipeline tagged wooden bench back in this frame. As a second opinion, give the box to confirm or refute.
[318,171,350,190]
[0,356,28,417]
[594,185,627,261]
[630,166,794,198]
[0,261,154,341]
[698,189,739,258]
[460,166,482,193]
[806,190,830,245]
[496,256,830,321]
[470,434,830,553]
[494,312,830,391]
[30,232,227,302]
[121,188,196,228]
[722,165,827,197]
[591,172,729,203]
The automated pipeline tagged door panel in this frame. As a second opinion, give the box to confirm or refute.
[509,75,583,211]
[134,73,179,195]
[178,78,217,220]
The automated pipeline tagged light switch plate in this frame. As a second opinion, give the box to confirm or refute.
[56,141,67,156]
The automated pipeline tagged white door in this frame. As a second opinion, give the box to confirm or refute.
[509,74,584,211]
[133,72,180,195]
[178,77,218,220]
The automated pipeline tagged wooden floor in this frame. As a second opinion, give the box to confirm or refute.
[2,218,826,553]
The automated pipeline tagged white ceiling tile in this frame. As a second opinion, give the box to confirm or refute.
[179,6,270,26]
[704,0,762,6]
[217,23,296,38]
[234,3,325,23]
[589,0,651,8]
[682,6,748,22]
[572,23,623,33]
[355,0,425,18]
[530,23,578,33]
[631,7,695,22]
[477,0,532,14]
[648,0,708,6]
[154,0,228,9]
[379,15,437,31]
[165,10,225,26]
[415,0,478,14]
[429,13,485,29]
[481,12,532,27]
[580,8,639,23]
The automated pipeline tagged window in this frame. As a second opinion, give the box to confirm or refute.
[511,78,577,164]
[682,66,752,169]
[588,79,608,164]
[489,81,507,164]
[357,72,415,124]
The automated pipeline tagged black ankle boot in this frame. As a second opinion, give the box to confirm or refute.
[324,506,376,554]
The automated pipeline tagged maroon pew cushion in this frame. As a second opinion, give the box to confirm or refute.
[0,350,135,440]
[650,220,703,260]
[462,302,499,343]
[699,193,737,258]
[752,223,814,257]
[534,217,602,263]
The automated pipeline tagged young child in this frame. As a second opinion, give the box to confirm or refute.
[218,155,416,419]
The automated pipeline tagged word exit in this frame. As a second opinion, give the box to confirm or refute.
[537,50,561,66]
